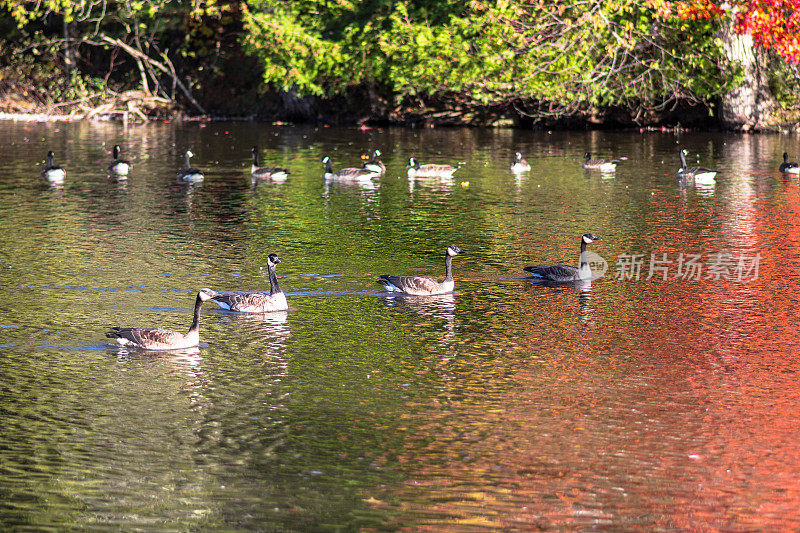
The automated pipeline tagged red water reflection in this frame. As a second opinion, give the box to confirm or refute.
[365,179,800,530]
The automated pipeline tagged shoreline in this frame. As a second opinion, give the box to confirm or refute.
[1,109,798,134]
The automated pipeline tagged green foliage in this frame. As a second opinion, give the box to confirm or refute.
[241,0,744,116]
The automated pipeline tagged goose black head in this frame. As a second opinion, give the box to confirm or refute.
[446,245,464,256]
[198,288,217,301]
[113,145,121,158]
[373,149,381,157]
[47,150,55,159]
[584,152,592,160]
[407,157,420,169]
[582,233,601,244]
[784,152,790,162]
[186,150,194,158]
[267,253,281,265]
[320,156,331,164]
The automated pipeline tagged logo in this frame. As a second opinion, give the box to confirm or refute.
[582,251,608,279]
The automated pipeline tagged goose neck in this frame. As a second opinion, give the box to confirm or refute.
[188,293,204,333]
[579,238,589,268]
[268,263,282,295]
[444,253,454,282]
[252,149,259,166]
[185,152,192,169]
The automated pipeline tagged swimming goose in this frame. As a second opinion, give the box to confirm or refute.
[209,253,289,312]
[251,146,290,180]
[581,152,619,171]
[378,245,464,295]
[321,155,378,180]
[107,145,131,176]
[779,152,799,174]
[510,152,531,173]
[105,288,216,350]
[177,150,204,182]
[677,148,716,184]
[362,149,386,175]
[41,151,66,181]
[407,157,458,178]
[524,234,602,282]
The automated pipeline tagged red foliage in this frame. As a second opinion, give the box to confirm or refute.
[674,0,726,20]
[664,0,800,64]
[735,0,800,63]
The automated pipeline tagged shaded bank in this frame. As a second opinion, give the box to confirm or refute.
[1,1,798,130]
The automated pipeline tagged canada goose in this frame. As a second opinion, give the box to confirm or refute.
[209,253,289,312]
[581,152,619,171]
[41,151,66,181]
[378,245,464,295]
[779,152,799,174]
[177,150,204,182]
[362,149,386,175]
[105,288,216,350]
[677,148,716,184]
[510,152,531,173]
[524,234,602,282]
[321,155,378,180]
[107,145,130,176]
[407,157,457,178]
[251,146,290,180]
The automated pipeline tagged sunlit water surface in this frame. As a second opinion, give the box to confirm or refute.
[1,120,800,530]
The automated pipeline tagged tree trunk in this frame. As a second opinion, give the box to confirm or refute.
[63,16,75,74]
[719,19,775,130]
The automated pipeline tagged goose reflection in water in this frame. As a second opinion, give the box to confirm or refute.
[224,310,291,361]
[525,278,596,325]
[407,174,455,193]
[382,292,457,348]
[110,345,205,382]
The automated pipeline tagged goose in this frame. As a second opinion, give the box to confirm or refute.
[321,155,378,180]
[251,146,290,180]
[177,150,204,182]
[407,157,457,178]
[581,152,619,171]
[208,253,289,312]
[41,151,66,182]
[524,234,602,282]
[510,152,531,173]
[677,148,716,184]
[105,288,216,350]
[107,145,131,176]
[779,152,799,174]
[362,149,386,175]
[377,245,464,295]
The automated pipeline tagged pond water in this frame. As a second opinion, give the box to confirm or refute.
[1,119,800,530]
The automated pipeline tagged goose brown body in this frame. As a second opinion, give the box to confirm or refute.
[581,152,619,171]
[524,234,602,282]
[251,146,290,180]
[177,150,204,182]
[321,156,378,180]
[106,288,215,350]
[378,245,463,296]
[677,149,716,184]
[363,150,386,175]
[108,145,130,176]
[209,254,289,312]
[406,157,457,178]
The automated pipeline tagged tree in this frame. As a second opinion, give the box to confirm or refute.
[669,0,800,128]
[241,0,738,124]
